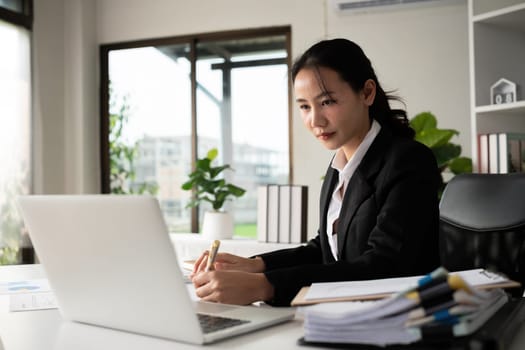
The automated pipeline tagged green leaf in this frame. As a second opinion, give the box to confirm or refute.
[410,112,437,133]
[448,157,473,174]
[207,148,218,161]
[181,181,194,190]
[433,143,461,168]
[209,165,230,178]
[416,128,458,148]
[214,192,228,210]
[196,158,211,171]
[227,184,246,197]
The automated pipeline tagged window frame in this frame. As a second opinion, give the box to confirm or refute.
[99,26,293,233]
[0,0,32,29]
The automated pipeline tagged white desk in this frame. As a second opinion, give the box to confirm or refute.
[170,233,301,261]
[0,264,308,350]
[1,264,525,350]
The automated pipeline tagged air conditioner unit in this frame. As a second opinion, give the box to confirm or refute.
[330,0,450,14]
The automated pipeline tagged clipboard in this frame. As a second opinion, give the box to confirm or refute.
[291,286,392,306]
[291,275,521,306]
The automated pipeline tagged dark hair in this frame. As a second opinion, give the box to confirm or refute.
[291,38,414,139]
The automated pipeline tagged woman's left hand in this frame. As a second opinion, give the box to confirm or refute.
[192,270,274,305]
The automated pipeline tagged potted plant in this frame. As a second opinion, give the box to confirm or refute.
[410,112,473,197]
[181,148,246,239]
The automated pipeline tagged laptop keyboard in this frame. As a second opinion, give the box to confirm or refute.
[197,313,250,334]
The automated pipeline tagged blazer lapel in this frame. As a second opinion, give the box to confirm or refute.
[318,165,339,262]
[336,128,392,258]
[336,171,373,256]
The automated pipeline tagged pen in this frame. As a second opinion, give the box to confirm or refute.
[407,288,485,321]
[405,274,473,304]
[407,299,458,320]
[405,305,478,328]
[205,240,221,272]
[393,267,448,300]
[416,267,449,289]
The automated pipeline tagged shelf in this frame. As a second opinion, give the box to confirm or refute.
[470,1,525,165]
[473,3,525,33]
[475,100,525,117]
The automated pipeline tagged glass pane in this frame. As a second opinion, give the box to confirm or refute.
[196,35,289,238]
[0,19,31,264]
[108,44,192,232]
[0,0,23,13]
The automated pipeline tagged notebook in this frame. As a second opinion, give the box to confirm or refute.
[17,195,295,345]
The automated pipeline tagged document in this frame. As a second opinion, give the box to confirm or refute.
[292,268,519,306]
[305,275,418,300]
[0,279,50,294]
[1,278,57,312]
[9,292,57,312]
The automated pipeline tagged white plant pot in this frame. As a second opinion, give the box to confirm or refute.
[201,211,234,240]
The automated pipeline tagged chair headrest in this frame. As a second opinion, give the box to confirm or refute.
[439,173,525,231]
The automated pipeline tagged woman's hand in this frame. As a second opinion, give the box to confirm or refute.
[192,251,265,274]
[192,270,274,305]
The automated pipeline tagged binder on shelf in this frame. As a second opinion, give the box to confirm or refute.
[488,133,499,174]
[521,139,525,172]
[478,133,525,174]
[290,185,308,243]
[256,185,269,242]
[266,184,280,243]
[278,185,292,244]
[478,134,489,173]
[498,133,525,173]
[257,184,308,244]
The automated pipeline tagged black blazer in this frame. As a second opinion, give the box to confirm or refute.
[260,128,441,305]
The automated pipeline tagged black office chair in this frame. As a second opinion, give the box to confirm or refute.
[439,173,525,297]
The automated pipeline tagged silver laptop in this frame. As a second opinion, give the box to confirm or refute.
[17,195,295,345]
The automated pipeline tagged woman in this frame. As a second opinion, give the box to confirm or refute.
[191,38,441,306]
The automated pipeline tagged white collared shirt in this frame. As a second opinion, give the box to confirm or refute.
[326,119,381,260]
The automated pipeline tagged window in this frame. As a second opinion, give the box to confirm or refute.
[101,27,291,238]
[0,0,33,264]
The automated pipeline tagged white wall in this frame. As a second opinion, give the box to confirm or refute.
[63,0,99,194]
[33,0,99,194]
[327,1,470,152]
[33,0,66,194]
[33,0,470,239]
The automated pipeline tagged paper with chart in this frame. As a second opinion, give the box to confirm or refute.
[0,279,57,311]
[0,279,50,294]
[9,292,57,312]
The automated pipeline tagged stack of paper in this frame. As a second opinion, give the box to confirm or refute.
[300,268,509,347]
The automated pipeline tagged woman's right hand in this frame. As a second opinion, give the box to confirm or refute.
[192,251,265,275]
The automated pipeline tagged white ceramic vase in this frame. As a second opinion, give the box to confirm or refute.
[201,210,234,240]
